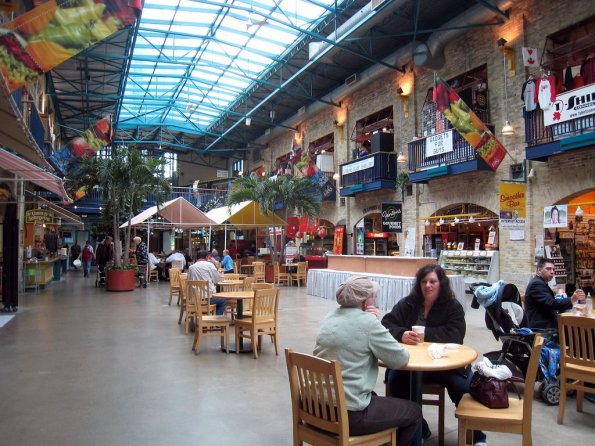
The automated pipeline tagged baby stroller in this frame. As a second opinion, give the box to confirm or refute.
[471,281,561,405]
[95,265,106,288]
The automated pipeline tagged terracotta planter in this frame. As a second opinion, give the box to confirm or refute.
[105,269,136,292]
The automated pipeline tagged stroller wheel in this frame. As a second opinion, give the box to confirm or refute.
[540,381,560,405]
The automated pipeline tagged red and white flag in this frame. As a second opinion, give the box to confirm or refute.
[522,47,539,67]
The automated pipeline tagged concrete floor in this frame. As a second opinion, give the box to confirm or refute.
[0,269,593,446]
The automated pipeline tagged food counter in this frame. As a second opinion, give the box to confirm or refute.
[23,258,60,289]
[304,255,328,269]
[327,255,436,276]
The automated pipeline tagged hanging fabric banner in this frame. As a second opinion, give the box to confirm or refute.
[433,74,507,171]
[499,183,526,230]
[295,149,336,200]
[0,0,142,91]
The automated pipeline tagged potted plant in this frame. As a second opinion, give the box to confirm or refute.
[72,146,171,291]
[227,174,321,263]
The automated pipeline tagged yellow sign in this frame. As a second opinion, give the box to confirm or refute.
[25,209,53,225]
[499,183,526,230]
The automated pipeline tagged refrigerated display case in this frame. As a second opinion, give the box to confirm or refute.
[364,233,388,256]
[439,250,499,286]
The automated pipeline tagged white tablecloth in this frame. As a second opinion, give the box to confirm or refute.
[307,269,466,311]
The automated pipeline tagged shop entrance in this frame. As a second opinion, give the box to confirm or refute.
[422,203,498,257]
[354,213,398,256]
[545,189,594,294]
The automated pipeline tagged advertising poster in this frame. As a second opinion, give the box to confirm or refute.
[544,204,568,228]
[381,202,402,233]
[433,74,507,170]
[295,150,335,200]
[543,84,595,126]
[0,0,143,91]
[333,225,345,255]
[355,220,365,255]
[499,183,526,230]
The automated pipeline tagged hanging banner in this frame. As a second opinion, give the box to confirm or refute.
[499,183,526,230]
[543,83,595,126]
[381,202,402,233]
[295,150,335,201]
[333,225,345,255]
[433,74,507,171]
[544,204,568,228]
[522,47,539,67]
[1,0,142,91]
[425,130,453,158]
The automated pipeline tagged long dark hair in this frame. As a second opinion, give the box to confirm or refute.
[410,264,455,304]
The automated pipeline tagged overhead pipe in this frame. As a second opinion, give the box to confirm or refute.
[255,0,511,145]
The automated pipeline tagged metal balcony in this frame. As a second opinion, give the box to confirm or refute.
[338,152,397,197]
[406,129,492,183]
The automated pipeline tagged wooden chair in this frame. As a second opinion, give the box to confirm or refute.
[222,273,242,280]
[148,268,159,283]
[168,268,182,305]
[290,262,307,287]
[235,287,279,359]
[252,261,265,283]
[557,313,595,424]
[243,276,256,291]
[273,262,291,286]
[385,377,445,446]
[285,348,397,446]
[188,280,230,354]
[233,259,242,274]
[177,275,188,327]
[172,260,184,270]
[455,336,545,446]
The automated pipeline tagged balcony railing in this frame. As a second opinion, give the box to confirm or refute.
[524,109,594,146]
[338,152,397,196]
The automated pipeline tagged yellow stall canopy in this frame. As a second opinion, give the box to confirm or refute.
[206,201,285,226]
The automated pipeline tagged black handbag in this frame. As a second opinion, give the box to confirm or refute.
[469,374,522,409]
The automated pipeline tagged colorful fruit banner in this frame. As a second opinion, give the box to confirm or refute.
[0,0,142,91]
[49,115,112,178]
[499,183,526,230]
[433,74,507,171]
[295,149,336,200]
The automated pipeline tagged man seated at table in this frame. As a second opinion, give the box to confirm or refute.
[188,249,225,315]
[166,249,186,272]
[524,257,584,330]
[314,275,421,446]
[148,251,165,280]
[220,249,234,274]
[381,264,487,446]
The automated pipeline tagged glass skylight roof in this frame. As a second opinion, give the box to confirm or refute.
[118,0,340,136]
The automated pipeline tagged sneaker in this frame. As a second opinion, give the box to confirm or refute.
[142,284,147,288]
[473,443,487,446]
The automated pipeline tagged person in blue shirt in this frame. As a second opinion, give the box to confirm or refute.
[221,249,234,274]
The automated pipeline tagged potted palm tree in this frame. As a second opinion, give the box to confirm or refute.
[73,146,171,291]
[227,174,321,272]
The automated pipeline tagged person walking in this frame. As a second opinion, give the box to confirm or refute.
[134,236,149,288]
[80,240,94,278]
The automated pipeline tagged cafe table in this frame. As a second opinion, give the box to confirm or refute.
[380,342,477,446]
[212,290,254,353]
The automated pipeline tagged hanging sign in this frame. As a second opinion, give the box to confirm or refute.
[499,183,526,230]
[425,130,454,157]
[25,209,53,224]
[342,157,375,175]
[333,225,345,255]
[522,47,539,67]
[433,74,507,170]
[543,84,595,126]
[381,202,402,233]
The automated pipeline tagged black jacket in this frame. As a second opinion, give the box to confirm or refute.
[381,294,466,344]
[524,276,572,329]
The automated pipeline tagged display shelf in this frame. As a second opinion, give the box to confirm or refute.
[545,244,567,285]
[573,217,594,289]
[439,250,499,286]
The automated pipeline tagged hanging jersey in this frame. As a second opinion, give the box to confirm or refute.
[535,76,556,110]
[522,80,537,111]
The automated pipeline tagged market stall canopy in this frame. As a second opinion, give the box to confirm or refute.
[206,201,285,226]
[0,148,70,202]
[120,197,215,228]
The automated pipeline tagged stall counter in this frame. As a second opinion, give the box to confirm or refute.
[305,256,328,269]
[23,258,60,289]
[327,255,436,276]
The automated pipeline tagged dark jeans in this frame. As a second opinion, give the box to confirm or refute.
[211,297,227,315]
[387,368,486,443]
[348,394,421,446]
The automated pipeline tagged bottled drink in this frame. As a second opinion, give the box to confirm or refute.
[586,292,593,315]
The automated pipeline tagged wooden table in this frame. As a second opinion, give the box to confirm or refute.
[212,290,254,353]
[380,342,477,446]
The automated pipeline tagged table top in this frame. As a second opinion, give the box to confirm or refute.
[213,291,254,300]
[380,342,477,372]
[219,280,244,285]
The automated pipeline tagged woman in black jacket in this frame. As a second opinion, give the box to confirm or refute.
[381,264,486,446]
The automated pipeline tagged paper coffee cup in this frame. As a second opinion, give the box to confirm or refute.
[412,325,425,344]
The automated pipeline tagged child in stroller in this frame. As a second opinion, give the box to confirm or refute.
[471,281,561,405]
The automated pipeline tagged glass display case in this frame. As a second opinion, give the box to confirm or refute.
[439,250,499,286]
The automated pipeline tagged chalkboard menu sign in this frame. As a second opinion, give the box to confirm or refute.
[381,203,402,233]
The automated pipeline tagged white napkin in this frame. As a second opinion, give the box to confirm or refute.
[428,343,446,359]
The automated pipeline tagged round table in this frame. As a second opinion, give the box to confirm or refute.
[212,290,254,353]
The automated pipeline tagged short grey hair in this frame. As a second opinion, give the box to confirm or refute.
[133,236,142,244]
